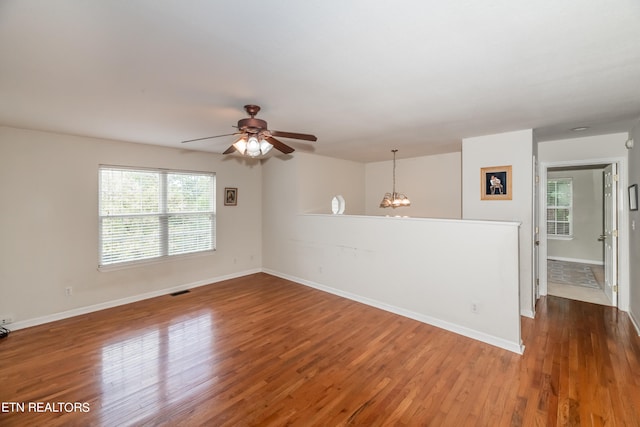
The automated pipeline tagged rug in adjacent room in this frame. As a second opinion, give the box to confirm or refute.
[547,260,601,289]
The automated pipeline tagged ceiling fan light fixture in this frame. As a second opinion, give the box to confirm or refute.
[182,105,316,156]
[233,136,247,154]
[379,149,410,209]
[260,139,273,155]
[246,135,262,157]
[233,135,273,157]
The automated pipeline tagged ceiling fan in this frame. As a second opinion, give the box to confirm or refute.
[181,104,317,157]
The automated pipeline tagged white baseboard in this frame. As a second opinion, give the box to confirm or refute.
[520,308,535,319]
[8,268,261,331]
[547,256,603,265]
[629,309,640,336]
[9,267,531,355]
[263,268,525,355]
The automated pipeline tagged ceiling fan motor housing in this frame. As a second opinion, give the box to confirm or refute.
[238,117,268,134]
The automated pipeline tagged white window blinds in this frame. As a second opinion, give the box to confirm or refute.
[99,166,215,267]
[547,178,572,237]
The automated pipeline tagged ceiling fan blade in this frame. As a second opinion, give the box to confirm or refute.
[222,145,237,154]
[270,130,317,142]
[266,136,295,154]
[181,132,240,144]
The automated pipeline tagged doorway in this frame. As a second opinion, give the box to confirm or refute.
[541,162,619,307]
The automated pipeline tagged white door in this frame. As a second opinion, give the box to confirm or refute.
[603,164,618,306]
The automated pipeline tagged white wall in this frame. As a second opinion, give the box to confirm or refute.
[547,169,604,263]
[296,152,366,214]
[365,152,462,218]
[266,214,522,353]
[628,122,640,332]
[538,133,629,162]
[262,152,521,352]
[261,153,366,274]
[462,129,534,317]
[0,126,263,327]
[538,132,630,311]
[261,155,298,275]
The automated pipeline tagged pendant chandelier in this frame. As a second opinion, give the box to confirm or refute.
[379,149,411,208]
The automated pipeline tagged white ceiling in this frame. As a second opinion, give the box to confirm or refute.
[1,1,639,163]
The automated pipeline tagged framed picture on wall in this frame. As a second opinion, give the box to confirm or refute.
[224,187,237,206]
[629,184,638,211]
[480,165,512,200]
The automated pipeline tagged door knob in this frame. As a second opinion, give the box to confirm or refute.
[598,235,606,241]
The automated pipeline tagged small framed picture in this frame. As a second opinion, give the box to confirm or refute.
[224,187,237,206]
[480,165,512,200]
[629,184,638,211]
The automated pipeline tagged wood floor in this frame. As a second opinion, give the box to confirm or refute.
[1,273,639,426]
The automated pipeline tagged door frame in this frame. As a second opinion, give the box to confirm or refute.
[538,156,630,310]
[603,163,618,305]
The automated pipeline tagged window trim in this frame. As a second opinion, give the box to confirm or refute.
[98,165,216,270]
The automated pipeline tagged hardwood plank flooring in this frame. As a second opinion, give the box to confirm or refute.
[1,273,639,426]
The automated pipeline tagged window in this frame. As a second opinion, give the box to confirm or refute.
[99,166,215,267]
[547,178,572,237]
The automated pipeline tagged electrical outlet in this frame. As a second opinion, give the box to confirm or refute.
[65,286,73,296]
[471,302,479,314]
[0,315,14,325]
